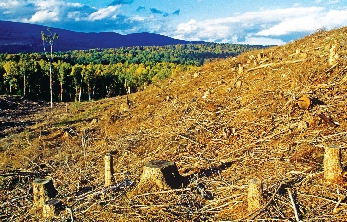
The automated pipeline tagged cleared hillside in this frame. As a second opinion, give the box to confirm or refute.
[1,27,347,221]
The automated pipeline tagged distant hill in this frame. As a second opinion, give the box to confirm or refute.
[0,20,204,53]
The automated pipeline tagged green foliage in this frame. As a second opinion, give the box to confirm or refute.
[0,61,5,92]
[0,43,267,100]
[3,60,19,93]
[70,64,83,102]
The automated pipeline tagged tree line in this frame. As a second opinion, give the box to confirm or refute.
[0,43,265,102]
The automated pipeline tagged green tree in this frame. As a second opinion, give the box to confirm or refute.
[3,61,19,94]
[132,63,149,87]
[102,64,118,97]
[70,64,83,102]
[38,59,50,98]
[91,64,103,99]
[0,62,5,93]
[18,55,34,97]
[82,63,97,101]
[56,60,72,102]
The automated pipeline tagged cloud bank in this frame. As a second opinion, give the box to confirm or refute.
[1,0,347,45]
[173,6,347,45]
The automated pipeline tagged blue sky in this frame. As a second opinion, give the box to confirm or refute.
[1,0,347,45]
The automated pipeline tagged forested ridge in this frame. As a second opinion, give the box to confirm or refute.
[0,43,266,102]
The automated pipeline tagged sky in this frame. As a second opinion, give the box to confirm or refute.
[1,0,347,45]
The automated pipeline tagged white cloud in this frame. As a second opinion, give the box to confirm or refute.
[258,8,347,36]
[67,11,82,21]
[177,19,198,33]
[66,2,83,7]
[0,0,123,26]
[35,0,60,10]
[315,0,340,4]
[174,6,347,45]
[0,0,30,17]
[257,16,319,36]
[87,5,120,21]
[0,1,21,8]
[324,9,347,26]
[18,0,79,23]
[328,0,340,4]
[240,37,286,46]
[129,15,146,22]
[175,7,324,37]
[26,10,60,22]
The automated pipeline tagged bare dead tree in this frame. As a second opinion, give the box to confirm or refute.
[41,28,59,109]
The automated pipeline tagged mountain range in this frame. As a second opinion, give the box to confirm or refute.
[0,20,203,53]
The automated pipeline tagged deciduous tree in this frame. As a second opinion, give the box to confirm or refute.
[3,61,19,94]
[70,64,83,102]
[56,60,71,102]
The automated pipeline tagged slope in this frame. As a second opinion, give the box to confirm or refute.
[1,27,347,221]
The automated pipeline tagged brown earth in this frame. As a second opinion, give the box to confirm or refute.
[1,27,347,221]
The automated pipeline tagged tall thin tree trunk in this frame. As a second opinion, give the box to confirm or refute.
[60,82,63,102]
[78,86,82,102]
[79,74,83,102]
[88,83,91,101]
[50,44,53,108]
[23,72,26,97]
[41,28,58,106]
[75,87,78,102]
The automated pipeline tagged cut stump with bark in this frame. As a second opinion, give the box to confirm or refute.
[133,160,183,194]
[33,177,58,209]
[329,41,339,66]
[43,198,63,218]
[297,96,311,110]
[324,145,343,184]
[105,154,115,187]
[247,178,263,213]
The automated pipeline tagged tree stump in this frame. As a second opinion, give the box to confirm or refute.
[247,178,263,213]
[43,198,62,218]
[33,177,58,209]
[324,145,343,184]
[238,64,244,74]
[297,96,311,110]
[329,41,339,66]
[134,160,183,194]
[105,154,115,187]
[235,80,242,89]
